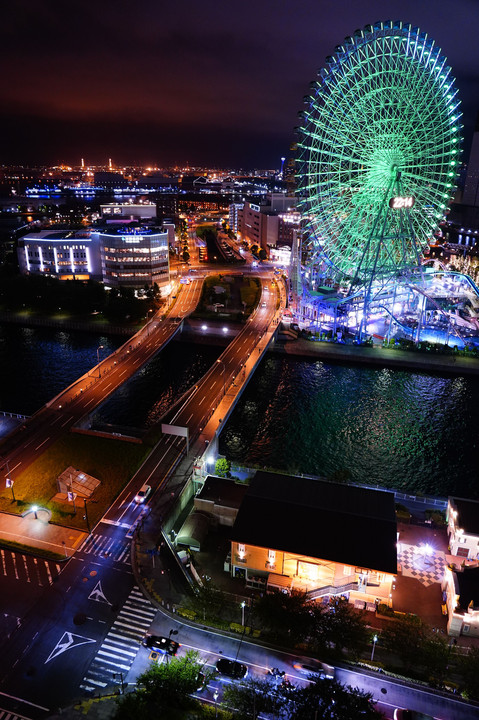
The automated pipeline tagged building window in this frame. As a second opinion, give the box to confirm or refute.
[238,543,245,559]
[457,547,469,558]
[268,549,276,564]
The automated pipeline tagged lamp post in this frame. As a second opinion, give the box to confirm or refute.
[240,600,246,627]
[6,477,15,501]
[370,634,378,662]
[68,481,76,514]
[216,358,226,396]
[167,628,178,664]
[97,345,104,377]
[113,672,124,694]
[32,505,38,519]
[213,689,219,718]
[83,498,91,534]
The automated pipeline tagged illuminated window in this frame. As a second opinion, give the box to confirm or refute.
[268,549,276,564]
[238,543,245,558]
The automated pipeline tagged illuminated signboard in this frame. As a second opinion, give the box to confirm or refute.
[389,196,415,209]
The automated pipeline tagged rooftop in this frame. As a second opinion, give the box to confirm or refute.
[456,566,479,611]
[230,471,398,574]
[196,475,247,509]
[451,497,479,535]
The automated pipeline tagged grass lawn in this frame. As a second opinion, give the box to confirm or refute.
[193,274,261,318]
[0,434,148,528]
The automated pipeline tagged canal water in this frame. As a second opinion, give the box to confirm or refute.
[1,323,478,498]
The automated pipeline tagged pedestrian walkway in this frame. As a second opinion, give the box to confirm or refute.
[80,586,157,695]
[0,709,34,720]
[398,543,446,587]
[0,548,62,586]
[80,534,131,565]
[0,509,87,559]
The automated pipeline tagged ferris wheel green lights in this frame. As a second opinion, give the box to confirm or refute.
[296,20,463,281]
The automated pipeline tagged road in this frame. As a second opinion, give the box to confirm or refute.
[0,279,203,487]
[0,269,282,716]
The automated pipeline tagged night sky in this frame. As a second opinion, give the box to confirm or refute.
[1,0,478,169]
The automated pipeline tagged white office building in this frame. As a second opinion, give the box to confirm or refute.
[94,225,170,290]
[17,230,102,280]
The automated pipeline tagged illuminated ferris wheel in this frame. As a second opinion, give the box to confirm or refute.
[296,21,462,285]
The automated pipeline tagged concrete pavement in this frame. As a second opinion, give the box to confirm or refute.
[0,507,87,559]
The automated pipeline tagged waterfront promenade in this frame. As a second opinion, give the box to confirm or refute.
[275,336,479,376]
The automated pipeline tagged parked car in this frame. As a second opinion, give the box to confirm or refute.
[134,483,151,503]
[141,634,179,656]
[215,658,248,679]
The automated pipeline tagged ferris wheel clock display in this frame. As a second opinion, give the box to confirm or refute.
[296,21,462,284]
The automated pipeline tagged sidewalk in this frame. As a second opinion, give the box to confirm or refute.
[0,507,87,558]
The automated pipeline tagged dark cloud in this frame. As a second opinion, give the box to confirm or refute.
[1,0,478,167]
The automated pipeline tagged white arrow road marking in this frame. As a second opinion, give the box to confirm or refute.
[45,632,96,664]
[88,580,111,604]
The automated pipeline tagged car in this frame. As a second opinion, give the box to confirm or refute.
[141,634,180,656]
[292,660,335,679]
[134,483,151,503]
[215,658,248,679]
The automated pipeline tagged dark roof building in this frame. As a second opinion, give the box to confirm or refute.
[230,471,397,574]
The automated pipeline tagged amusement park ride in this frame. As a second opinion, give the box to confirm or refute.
[294,20,479,348]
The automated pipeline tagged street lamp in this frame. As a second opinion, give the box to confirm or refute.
[97,345,104,377]
[213,689,219,718]
[370,634,378,662]
[113,672,124,694]
[83,498,91,534]
[6,477,15,501]
[240,600,246,627]
[217,358,226,396]
[32,505,38,519]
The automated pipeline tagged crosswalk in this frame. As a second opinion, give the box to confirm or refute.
[0,549,61,587]
[80,586,157,694]
[80,533,131,564]
[0,709,33,720]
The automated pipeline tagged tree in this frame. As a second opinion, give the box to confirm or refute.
[186,578,226,621]
[215,457,231,477]
[182,249,190,263]
[381,613,427,670]
[258,248,267,261]
[459,645,479,699]
[222,675,381,720]
[310,597,369,659]
[222,677,285,719]
[421,633,450,684]
[253,589,312,643]
[114,650,204,719]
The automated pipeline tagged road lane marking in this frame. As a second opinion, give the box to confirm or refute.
[84,398,96,408]
[0,691,50,712]
[22,555,31,583]
[9,462,21,473]
[61,416,74,427]
[34,438,50,451]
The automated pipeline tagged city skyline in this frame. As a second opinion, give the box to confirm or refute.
[1,0,479,168]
